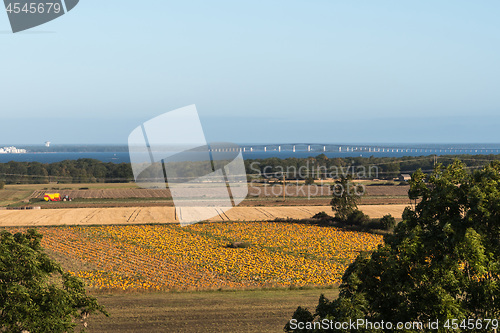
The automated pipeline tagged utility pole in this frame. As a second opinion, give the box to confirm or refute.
[282,173,286,201]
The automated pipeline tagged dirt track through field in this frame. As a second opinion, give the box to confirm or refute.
[0,204,408,227]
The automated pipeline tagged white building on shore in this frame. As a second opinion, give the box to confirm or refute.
[0,146,27,154]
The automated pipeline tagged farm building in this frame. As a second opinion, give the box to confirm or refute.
[399,174,411,182]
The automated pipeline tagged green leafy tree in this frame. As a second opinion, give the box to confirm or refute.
[288,160,500,332]
[0,229,107,332]
[330,176,363,222]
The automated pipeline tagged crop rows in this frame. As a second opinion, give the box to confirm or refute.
[15,223,384,291]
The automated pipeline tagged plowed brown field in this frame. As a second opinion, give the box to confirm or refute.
[31,184,409,199]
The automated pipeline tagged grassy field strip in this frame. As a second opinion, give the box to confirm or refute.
[0,205,408,227]
[0,188,33,206]
[87,289,339,333]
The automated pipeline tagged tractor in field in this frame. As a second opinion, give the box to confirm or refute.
[43,193,72,202]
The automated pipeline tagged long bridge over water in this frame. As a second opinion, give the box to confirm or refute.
[209,143,500,155]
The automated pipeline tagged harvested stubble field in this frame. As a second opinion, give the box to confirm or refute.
[29,196,410,209]
[5,222,383,292]
[86,289,339,333]
[0,204,407,227]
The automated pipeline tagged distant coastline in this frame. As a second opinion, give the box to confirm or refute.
[0,143,500,164]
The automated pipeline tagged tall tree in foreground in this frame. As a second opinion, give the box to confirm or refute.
[0,229,107,332]
[287,160,500,332]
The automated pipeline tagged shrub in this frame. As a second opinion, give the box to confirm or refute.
[284,306,315,333]
[311,211,334,226]
[226,241,251,249]
[380,214,397,230]
[345,209,370,227]
[304,177,315,185]
[363,219,384,230]
[0,181,4,190]
[312,211,331,221]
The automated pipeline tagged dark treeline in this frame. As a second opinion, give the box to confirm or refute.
[244,153,500,180]
[0,154,499,184]
[0,159,133,184]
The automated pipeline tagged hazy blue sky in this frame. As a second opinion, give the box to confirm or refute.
[1,1,499,144]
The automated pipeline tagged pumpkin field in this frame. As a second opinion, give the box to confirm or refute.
[7,222,383,292]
